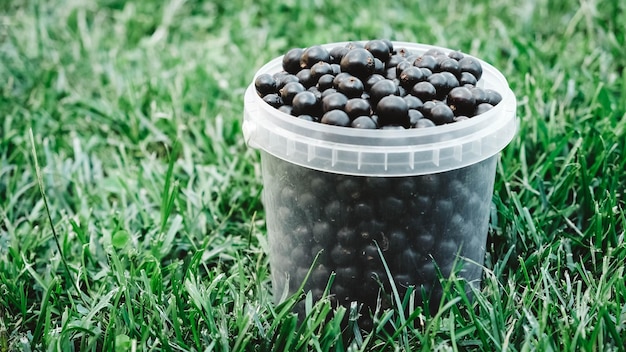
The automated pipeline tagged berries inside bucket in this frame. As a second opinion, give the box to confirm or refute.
[254,39,503,129]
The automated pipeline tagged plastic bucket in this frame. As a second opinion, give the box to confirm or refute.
[243,41,517,323]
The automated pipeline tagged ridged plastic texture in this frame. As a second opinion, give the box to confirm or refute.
[243,41,517,176]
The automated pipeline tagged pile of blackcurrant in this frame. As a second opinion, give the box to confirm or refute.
[254,39,502,129]
[263,152,497,327]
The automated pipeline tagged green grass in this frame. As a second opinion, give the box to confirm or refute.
[1,0,625,350]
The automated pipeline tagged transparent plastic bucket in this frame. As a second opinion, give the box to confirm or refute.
[243,41,517,323]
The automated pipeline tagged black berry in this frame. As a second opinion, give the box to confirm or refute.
[428,72,459,100]
[255,73,277,97]
[403,95,423,110]
[365,39,392,61]
[447,87,476,116]
[474,103,494,115]
[280,81,306,105]
[370,79,399,105]
[262,93,282,108]
[408,109,424,127]
[484,89,503,105]
[351,115,378,129]
[283,48,304,74]
[337,76,365,98]
[317,74,335,91]
[428,103,455,125]
[345,98,372,119]
[399,66,425,89]
[322,92,349,112]
[310,61,334,80]
[329,45,349,64]
[292,91,320,116]
[365,74,385,90]
[275,73,299,90]
[376,95,409,127]
[321,109,351,126]
[437,58,461,77]
[410,81,437,101]
[415,118,436,128]
[300,45,331,69]
[448,50,465,61]
[333,72,353,88]
[296,69,315,88]
[459,72,478,86]
[459,56,483,81]
[414,55,438,71]
[340,48,376,78]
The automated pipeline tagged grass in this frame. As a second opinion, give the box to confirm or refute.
[0,0,625,350]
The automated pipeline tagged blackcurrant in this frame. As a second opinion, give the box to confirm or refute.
[322,92,349,112]
[369,79,399,105]
[428,103,455,125]
[283,48,304,74]
[258,40,496,130]
[404,95,423,110]
[310,61,334,80]
[296,69,315,88]
[292,91,320,116]
[459,72,478,86]
[428,72,458,100]
[329,45,349,64]
[399,66,425,89]
[415,118,436,128]
[381,125,405,130]
[474,103,494,115]
[419,100,438,116]
[275,73,299,90]
[278,105,293,115]
[395,60,412,76]
[437,58,461,78]
[365,39,392,61]
[373,58,385,75]
[300,45,331,69]
[423,48,446,57]
[365,74,385,90]
[459,56,483,81]
[333,72,353,88]
[340,48,376,78]
[414,55,438,71]
[470,87,489,104]
[321,88,338,99]
[280,81,306,105]
[345,98,372,119]
[385,67,397,80]
[297,114,316,122]
[386,54,406,68]
[317,74,335,91]
[307,86,322,101]
[410,81,437,101]
[262,93,282,108]
[321,109,351,126]
[408,109,424,127]
[376,95,409,127]
[254,73,277,97]
[484,89,503,105]
[351,115,378,129]
[337,76,365,98]
[448,50,464,61]
[447,87,476,116]
[381,39,394,53]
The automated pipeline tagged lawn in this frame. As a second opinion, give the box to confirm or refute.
[1,0,625,350]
